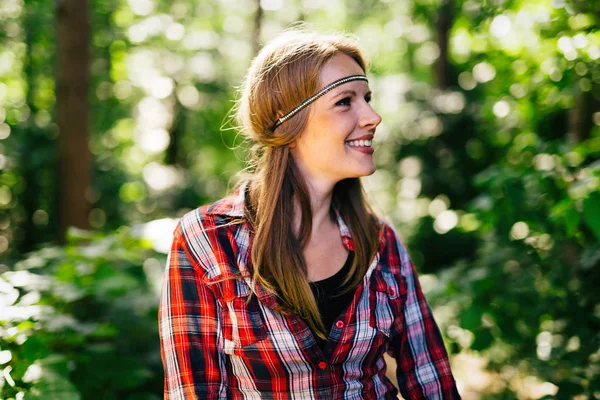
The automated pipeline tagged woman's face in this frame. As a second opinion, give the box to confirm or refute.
[290,53,382,189]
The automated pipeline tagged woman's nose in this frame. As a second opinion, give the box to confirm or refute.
[360,103,382,130]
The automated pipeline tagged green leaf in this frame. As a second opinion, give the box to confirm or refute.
[460,306,482,331]
[23,356,80,400]
[91,323,119,338]
[550,199,572,218]
[21,336,50,364]
[583,192,600,241]
[27,374,80,400]
[470,328,494,351]
[564,207,581,237]
[550,199,581,237]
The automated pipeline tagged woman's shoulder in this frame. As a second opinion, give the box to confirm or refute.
[172,189,249,280]
[177,202,232,236]
[372,217,415,275]
[372,216,402,245]
[177,183,249,234]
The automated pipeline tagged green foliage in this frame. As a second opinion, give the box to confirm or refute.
[0,228,164,399]
[425,91,600,397]
[0,0,598,398]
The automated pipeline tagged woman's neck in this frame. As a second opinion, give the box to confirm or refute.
[292,178,336,236]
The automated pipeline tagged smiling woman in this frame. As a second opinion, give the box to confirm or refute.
[159,29,460,400]
[291,53,380,183]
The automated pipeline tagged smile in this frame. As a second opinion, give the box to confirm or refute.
[345,139,374,154]
[345,139,372,147]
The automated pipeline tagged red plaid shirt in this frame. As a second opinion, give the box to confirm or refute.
[159,183,460,399]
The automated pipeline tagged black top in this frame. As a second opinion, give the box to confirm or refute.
[309,251,356,350]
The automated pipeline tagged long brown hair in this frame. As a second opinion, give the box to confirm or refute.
[235,29,381,339]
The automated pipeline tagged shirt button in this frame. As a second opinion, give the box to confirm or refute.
[318,361,327,370]
[335,320,344,329]
[388,286,396,296]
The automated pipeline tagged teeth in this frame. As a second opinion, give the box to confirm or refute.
[346,139,372,147]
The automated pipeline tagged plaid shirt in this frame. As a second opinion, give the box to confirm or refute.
[159,183,460,399]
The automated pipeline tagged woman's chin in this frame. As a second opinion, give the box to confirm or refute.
[347,165,377,179]
[362,162,377,177]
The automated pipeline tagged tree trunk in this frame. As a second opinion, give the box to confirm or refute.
[435,0,454,89]
[165,100,185,166]
[568,87,598,143]
[252,0,264,56]
[56,0,91,242]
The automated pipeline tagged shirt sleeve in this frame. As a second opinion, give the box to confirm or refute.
[386,226,461,399]
[159,223,228,399]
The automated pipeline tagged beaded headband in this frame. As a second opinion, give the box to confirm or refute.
[271,74,368,131]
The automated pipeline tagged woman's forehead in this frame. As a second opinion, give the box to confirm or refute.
[319,53,366,88]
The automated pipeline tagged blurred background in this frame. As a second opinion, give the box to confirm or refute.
[0,0,599,398]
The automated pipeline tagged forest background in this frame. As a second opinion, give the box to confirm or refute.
[0,0,599,398]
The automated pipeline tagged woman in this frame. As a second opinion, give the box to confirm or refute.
[159,29,460,399]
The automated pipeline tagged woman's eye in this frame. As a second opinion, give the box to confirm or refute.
[365,95,372,103]
[336,97,351,106]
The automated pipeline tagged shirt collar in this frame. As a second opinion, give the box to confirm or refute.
[205,181,249,218]
[206,181,354,249]
[332,204,355,251]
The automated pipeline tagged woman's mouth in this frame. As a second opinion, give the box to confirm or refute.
[345,139,374,154]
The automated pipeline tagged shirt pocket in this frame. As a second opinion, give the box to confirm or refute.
[369,270,407,337]
[219,281,268,348]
